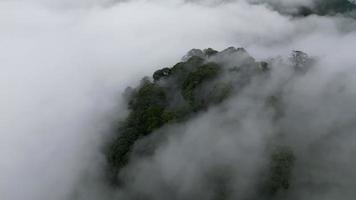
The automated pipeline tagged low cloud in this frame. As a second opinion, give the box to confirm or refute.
[1,0,356,200]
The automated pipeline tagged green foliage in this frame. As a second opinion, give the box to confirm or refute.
[290,0,355,16]
[262,145,295,196]
[105,47,259,184]
[181,62,221,109]
[161,111,178,123]
[153,67,171,82]
[314,0,355,15]
[163,56,206,87]
[184,55,205,67]
[103,47,304,200]
[204,48,219,57]
[129,80,166,111]
[208,83,233,104]
[106,57,220,180]
[106,80,168,180]
[171,62,187,74]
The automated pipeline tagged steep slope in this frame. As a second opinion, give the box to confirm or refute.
[105,47,312,200]
[106,47,266,182]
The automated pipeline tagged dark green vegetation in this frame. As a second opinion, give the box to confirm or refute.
[105,47,307,198]
[299,0,356,16]
[106,52,226,182]
[258,0,356,17]
[306,0,356,16]
[261,146,296,197]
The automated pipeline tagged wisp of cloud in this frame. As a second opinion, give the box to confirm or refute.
[1,0,356,200]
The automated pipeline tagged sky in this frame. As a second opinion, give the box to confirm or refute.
[1,0,356,200]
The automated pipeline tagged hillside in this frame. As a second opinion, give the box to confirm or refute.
[105,47,313,199]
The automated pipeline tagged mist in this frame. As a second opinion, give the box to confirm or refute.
[1,0,356,200]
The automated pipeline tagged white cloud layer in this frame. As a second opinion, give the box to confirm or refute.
[1,0,356,200]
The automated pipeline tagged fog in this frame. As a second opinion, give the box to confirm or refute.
[1,0,356,200]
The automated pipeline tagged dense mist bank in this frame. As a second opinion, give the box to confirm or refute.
[2,0,356,200]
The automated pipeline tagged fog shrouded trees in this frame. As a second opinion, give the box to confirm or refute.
[105,47,314,199]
